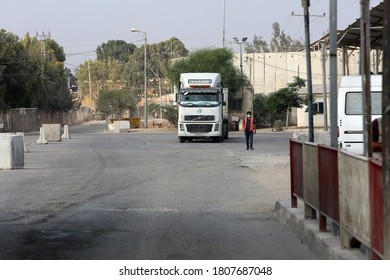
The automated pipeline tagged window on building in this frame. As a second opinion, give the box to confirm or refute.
[313,102,324,114]
[231,100,242,111]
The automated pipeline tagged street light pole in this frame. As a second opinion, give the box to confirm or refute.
[131,28,148,128]
[233,37,248,109]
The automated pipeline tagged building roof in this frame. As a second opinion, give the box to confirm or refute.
[337,2,383,49]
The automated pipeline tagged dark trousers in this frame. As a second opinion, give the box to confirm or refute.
[245,131,253,148]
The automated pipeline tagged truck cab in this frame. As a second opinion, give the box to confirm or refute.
[176,73,228,143]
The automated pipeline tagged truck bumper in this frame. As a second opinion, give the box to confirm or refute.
[178,122,221,137]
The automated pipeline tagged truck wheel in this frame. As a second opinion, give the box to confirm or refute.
[179,137,186,143]
[213,137,221,143]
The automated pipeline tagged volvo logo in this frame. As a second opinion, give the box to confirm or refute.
[197,109,202,114]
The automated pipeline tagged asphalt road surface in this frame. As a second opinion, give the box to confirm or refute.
[0,122,317,260]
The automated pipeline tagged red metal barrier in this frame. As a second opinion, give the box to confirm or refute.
[369,159,384,260]
[290,139,304,207]
[318,145,339,232]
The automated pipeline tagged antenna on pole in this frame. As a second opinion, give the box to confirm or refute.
[36,30,51,60]
[222,0,226,48]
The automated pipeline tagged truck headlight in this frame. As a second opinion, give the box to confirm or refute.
[180,123,185,131]
[214,124,220,131]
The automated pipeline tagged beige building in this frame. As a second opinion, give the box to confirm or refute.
[233,47,382,127]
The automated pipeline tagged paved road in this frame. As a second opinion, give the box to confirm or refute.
[0,122,317,259]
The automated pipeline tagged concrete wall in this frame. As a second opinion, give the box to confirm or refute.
[234,48,381,127]
[297,94,330,127]
[303,142,319,212]
[234,49,366,96]
[339,150,371,248]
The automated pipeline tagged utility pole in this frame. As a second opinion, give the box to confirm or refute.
[320,41,328,131]
[88,61,93,112]
[222,0,226,48]
[329,0,338,148]
[382,0,390,260]
[36,31,51,95]
[302,0,314,142]
[361,0,372,157]
[233,37,248,110]
[36,31,51,60]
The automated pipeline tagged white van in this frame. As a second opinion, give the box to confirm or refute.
[338,75,382,154]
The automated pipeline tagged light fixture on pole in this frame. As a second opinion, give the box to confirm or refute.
[131,27,148,128]
[233,37,248,106]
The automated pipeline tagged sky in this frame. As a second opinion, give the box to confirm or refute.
[0,0,383,71]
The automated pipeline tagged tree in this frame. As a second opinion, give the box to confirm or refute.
[168,48,244,95]
[266,76,306,127]
[164,105,178,127]
[46,38,66,62]
[96,40,136,63]
[253,94,272,128]
[270,22,304,52]
[32,64,73,112]
[148,102,160,118]
[0,30,74,112]
[245,35,270,53]
[123,37,188,93]
[96,89,136,119]
[23,33,73,112]
[77,59,123,83]
[0,30,30,110]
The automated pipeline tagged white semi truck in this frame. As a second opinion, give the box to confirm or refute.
[176,73,229,143]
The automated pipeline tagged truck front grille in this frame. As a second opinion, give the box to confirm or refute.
[184,115,215,121]
[186,124,213,133]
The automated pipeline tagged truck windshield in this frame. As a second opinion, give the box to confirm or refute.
[179,91,220,107]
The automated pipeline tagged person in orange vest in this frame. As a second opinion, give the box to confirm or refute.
[243,111,256,150]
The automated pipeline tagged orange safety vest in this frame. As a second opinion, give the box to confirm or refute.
[243,117,255,132]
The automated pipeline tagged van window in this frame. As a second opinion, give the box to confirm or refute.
[345,91,382,115]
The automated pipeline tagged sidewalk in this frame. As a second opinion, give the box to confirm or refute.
[274,200,367,260]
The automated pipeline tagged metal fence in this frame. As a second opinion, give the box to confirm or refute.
[1,108,93,133]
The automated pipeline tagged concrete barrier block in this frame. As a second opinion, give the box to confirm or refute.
[61,125,71,139]
[36,127,48,144]
[0,133,25,169]
[42,124,61,141]
[113,121,130,133]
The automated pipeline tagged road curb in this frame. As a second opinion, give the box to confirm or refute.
[274,200,367,260]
